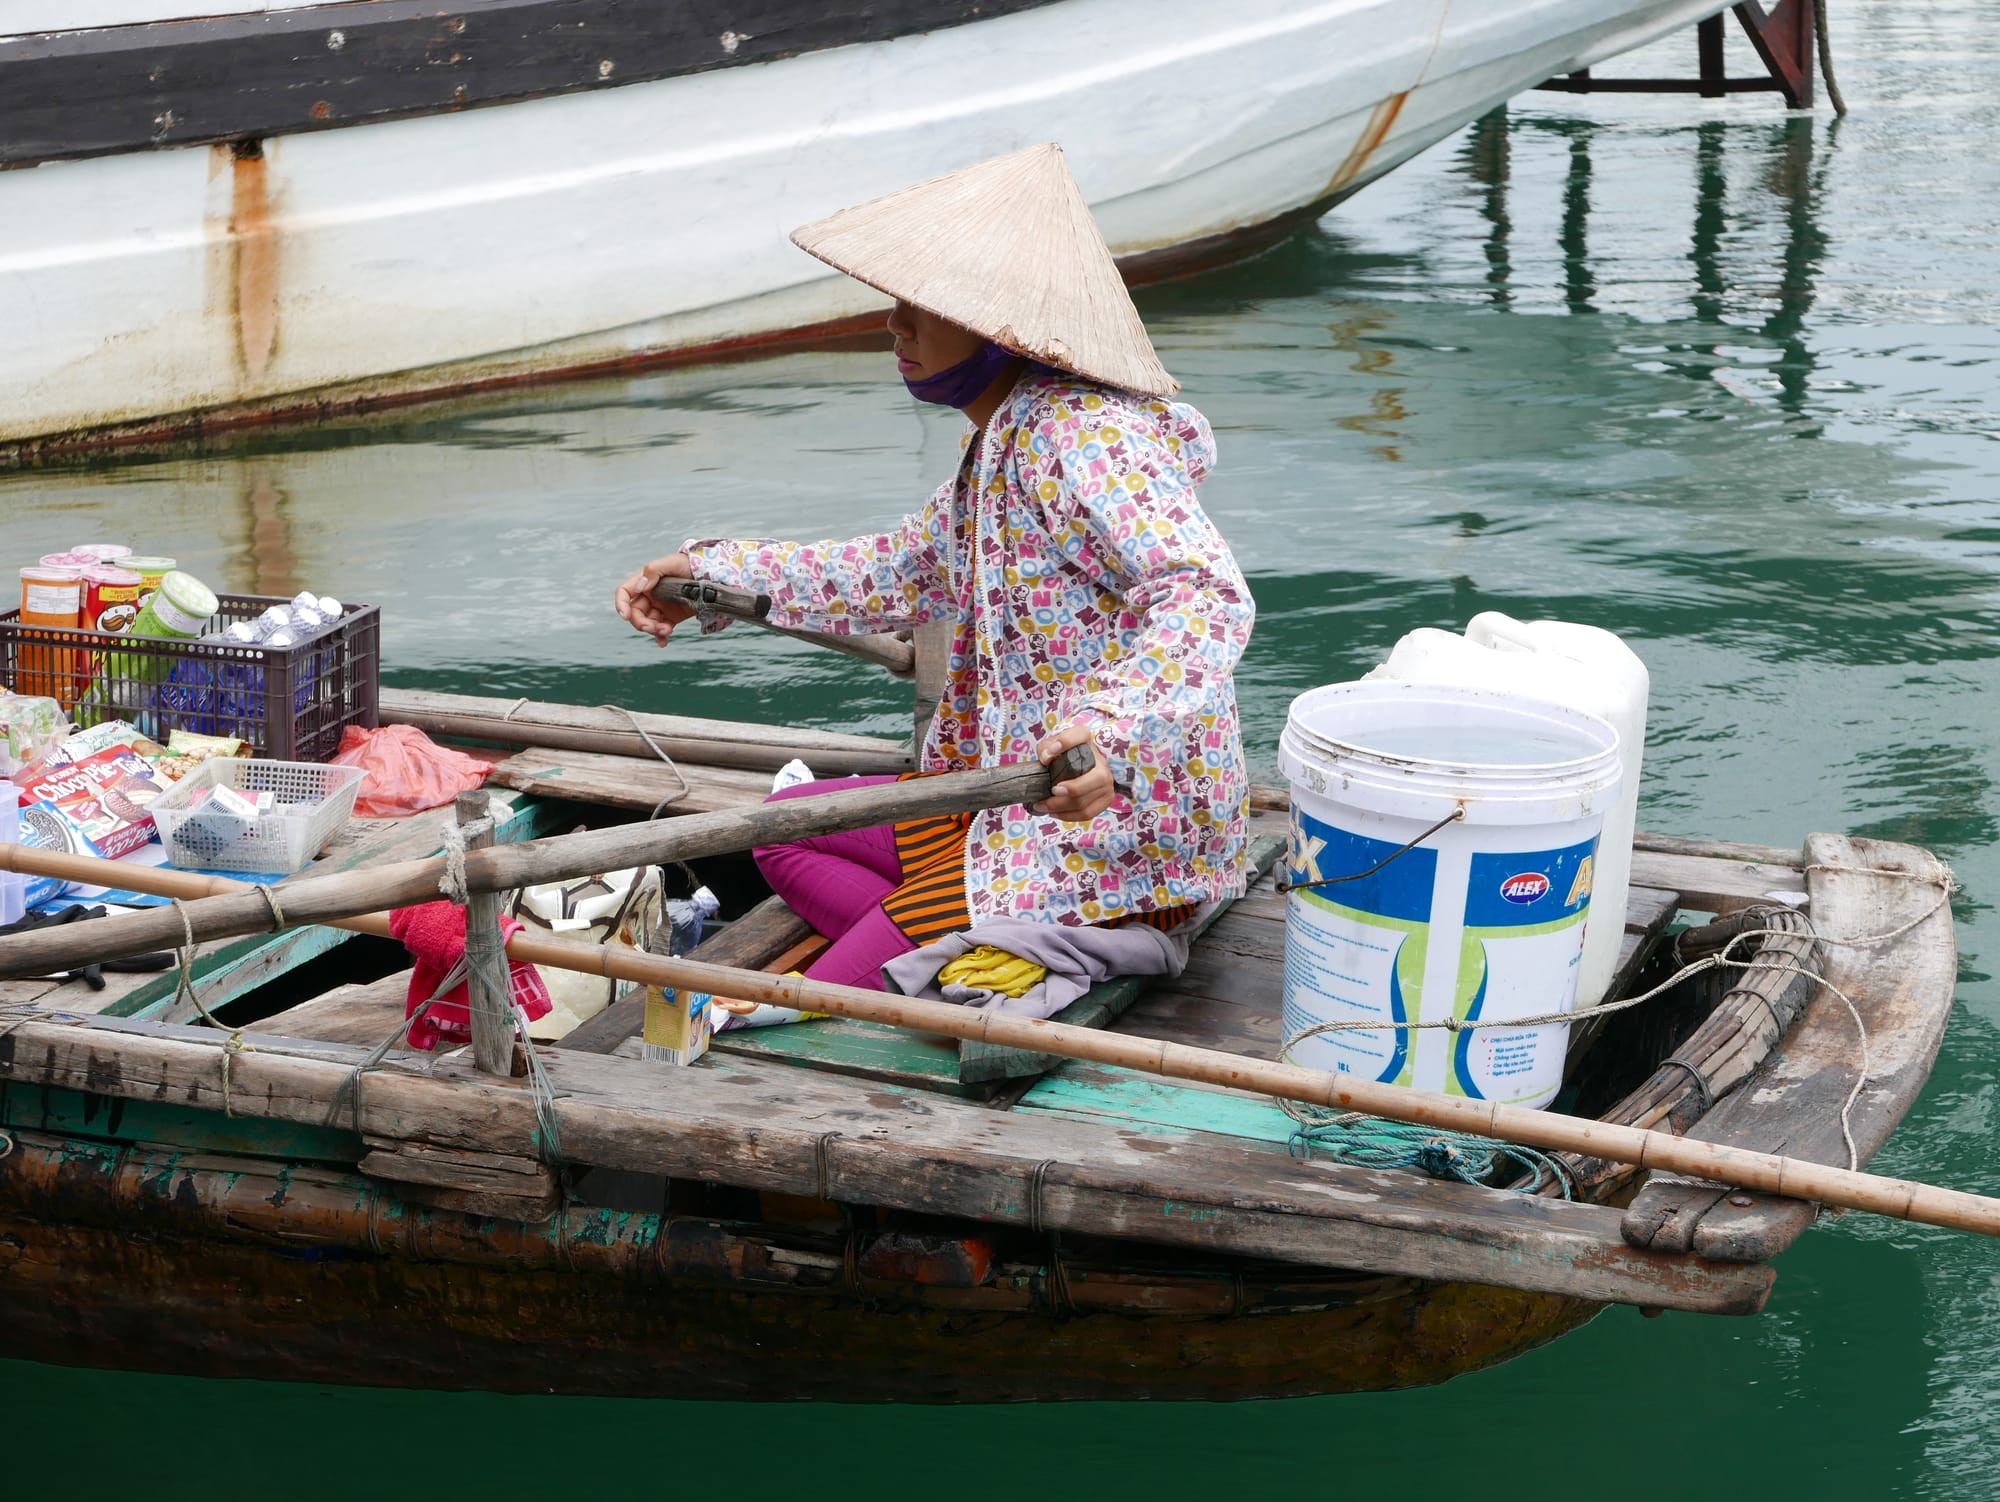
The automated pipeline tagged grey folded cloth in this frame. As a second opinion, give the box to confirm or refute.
[880,910,1202,1020]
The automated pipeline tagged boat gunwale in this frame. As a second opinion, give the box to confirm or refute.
[0,0,1070,169]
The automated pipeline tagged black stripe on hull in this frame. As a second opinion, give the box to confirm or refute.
[0,0,1070,168]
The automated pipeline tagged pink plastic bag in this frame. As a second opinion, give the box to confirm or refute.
[330,724,489,818]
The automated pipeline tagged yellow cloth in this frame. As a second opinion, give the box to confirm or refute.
[935,945,1048,998]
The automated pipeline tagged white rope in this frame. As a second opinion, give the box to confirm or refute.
[0,1002,44,1041]
[497,695,691,818]
[437,813,490,905]
[598,704,692,818]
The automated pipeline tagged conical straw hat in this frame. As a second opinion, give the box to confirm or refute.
[791,143,1178,399]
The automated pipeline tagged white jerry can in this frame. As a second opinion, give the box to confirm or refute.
[1366,612,1650,1009]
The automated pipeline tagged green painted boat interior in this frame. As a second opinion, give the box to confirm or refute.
[106,789,575,1021]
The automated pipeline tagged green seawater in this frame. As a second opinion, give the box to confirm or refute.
[7,4,2000,1495]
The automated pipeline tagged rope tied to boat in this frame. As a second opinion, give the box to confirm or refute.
[501,696,692,818]
[170,897,256,1118]
[1655,1055,1714,1115]
[325,814,572,1161]
[1026,1157,1058,1234]
[436,812,486,904]
[516,1001,564,1166]
[1285,1113,1577,1198]
[322,957,567,1168]
[815,1132,843,1203]
[0,1001,45,1043]
[1813,0,1848,117]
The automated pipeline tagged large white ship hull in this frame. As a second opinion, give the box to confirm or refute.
[0,0,1731,451]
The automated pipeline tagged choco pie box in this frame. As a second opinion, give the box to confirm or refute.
[18,747,172,859]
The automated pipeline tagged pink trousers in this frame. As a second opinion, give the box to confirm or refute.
[753,776,917,991]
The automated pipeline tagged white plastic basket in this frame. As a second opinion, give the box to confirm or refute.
[149,759,365,873]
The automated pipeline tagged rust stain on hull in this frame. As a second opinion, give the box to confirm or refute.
[227,141,281,382]
[1325,91,1410,197]
[10,203,1325,466]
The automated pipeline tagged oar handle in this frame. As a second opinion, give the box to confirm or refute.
[650,578,771,620]
[650,577,919,677]
[1042,741,1098,787]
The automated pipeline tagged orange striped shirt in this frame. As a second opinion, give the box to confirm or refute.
[881,778,1190,943]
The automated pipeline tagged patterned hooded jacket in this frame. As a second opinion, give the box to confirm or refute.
[682,368,1255,928]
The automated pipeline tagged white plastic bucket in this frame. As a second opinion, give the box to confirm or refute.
[1366,611,1649,1010]
[1278,681,1623,1110]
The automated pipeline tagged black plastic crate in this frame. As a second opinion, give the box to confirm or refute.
[0,594,380,762]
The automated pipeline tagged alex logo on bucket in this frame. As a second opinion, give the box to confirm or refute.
[1499,871,1551,905]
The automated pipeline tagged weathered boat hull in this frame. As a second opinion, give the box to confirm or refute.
[0,721,1957,1401]
[0,1193,1600,1403]
[0,1087,1617,1400]
[1,0,1734,454]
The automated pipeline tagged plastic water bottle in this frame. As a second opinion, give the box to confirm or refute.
[771,758,816,793]
[661,886,721,956]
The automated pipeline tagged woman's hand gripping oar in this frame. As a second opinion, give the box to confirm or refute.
[617,562,915,676]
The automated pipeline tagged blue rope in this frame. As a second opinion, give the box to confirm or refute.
[1287,1114,1576,1200]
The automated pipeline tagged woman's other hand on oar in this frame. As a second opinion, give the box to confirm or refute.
[1036,720,1115,821]
[615,553,696,646]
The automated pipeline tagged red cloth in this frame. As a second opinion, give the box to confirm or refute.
[388,900,552,1051]
[331,724,489,818]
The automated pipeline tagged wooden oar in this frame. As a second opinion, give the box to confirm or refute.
[0,746,1093,980]
[0,842,1992,1242]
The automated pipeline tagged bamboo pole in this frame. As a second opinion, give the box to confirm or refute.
[0,844,1991,1241]
[0,747,1096,980]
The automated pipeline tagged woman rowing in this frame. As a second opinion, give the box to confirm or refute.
[615,143,1254,1009]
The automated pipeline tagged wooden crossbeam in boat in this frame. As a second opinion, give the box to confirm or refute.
[380,689,913,776]
[481,747,775,814]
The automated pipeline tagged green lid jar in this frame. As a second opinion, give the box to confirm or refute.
[107,569,217,686]
[120,556,179,608]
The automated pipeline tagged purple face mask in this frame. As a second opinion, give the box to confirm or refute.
[903,340,1020,408]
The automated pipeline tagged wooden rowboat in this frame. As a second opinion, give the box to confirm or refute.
[0,683,1957,1400]
[1,0,1742,455]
